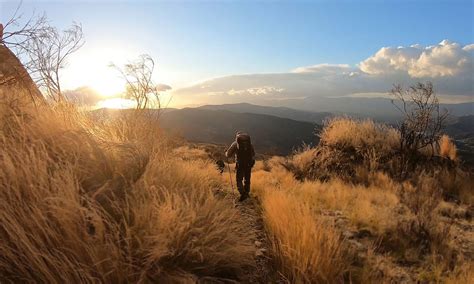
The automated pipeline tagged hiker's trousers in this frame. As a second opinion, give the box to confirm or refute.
[236,164,251,196]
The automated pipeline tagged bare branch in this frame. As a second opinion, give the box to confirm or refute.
[390,82,449,176]
[2,4,84,102]
[111,54,162,112]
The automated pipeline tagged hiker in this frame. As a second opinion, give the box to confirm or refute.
[225,131,255,201]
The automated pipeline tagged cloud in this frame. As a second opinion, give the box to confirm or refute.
[210,86,284,96]
[156,84,172,92]
[292,64,352,74]
[171,40,473,109]
[64,86,104,106]
[360,40,473,78]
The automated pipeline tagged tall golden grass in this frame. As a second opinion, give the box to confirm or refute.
[249,117,472,283]
[438,134,457,161]
[0,93,255,282]
[1,89,472,283]
[263,191,348,283]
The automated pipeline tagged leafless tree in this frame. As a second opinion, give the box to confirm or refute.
[2,4,84,102]
[391,82,449,175]
[22,23,84,102]
[110,54,161,111]
[0,5,48,49]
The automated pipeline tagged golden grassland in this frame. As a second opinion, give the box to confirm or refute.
[1,91,473,283]
[0,92,256,282]
[248,117,473,283]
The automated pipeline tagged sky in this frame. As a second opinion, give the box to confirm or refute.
[0,0,473,108]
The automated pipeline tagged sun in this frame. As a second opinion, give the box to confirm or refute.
[89,74,125,98]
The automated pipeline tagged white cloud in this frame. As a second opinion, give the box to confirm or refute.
[229,86,284,96]
[207,86,284,97]
[292,64,352,74]
[172,40,473,109]
[360,40,473,78]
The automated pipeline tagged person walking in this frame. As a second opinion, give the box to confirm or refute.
[225,131,255,201]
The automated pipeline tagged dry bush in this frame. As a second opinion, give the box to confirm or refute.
[438,134,457,161]
[319,117,400,152]
[391,82,449,170]
[283,117,401,182]
[381,175,455,268]
[252,154,471,283]
[247,114,472,283]
[0,93,255,281]
[284,145,318,180]
[286,117,471,206]
[262,191,348,283]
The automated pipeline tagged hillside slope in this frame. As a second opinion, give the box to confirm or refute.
[198,103,331,124]
[159,108,319,155]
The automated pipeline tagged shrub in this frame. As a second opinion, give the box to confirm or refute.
[285,117,400,181]
[438,134,457,161]
[319,117,400,153]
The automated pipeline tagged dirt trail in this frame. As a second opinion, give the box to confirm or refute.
[217,189,284,283]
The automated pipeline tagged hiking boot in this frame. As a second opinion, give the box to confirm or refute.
[238,194,248,202]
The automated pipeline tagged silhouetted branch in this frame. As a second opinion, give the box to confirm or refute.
[110,54,161,111]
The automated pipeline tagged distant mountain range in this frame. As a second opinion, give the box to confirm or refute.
[197,103,332,124]
[92,103,474,161]
[270,96,474,122]
[159,108,319,155]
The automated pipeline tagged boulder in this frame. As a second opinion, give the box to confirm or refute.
[0,26,44,104]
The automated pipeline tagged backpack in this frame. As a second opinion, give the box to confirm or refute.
[236,133,253,165]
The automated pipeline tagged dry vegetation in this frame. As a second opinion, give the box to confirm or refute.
[0,91,256,282]
[1,84,472,283]
[250,116,473,283]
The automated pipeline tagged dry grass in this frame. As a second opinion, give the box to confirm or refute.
[0,93,255,282]
[251,155,471,283]
[1,91,472,283]
[438,134,457,161]
[319,117,400,153]
[171,145,210,161]
[254,168,399,234]
[262,191,348,283]
[445,263,474,284]
[282,117,402,181]
[249,117,473,283]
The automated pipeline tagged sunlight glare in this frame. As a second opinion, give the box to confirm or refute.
[97,98,136,109]
[62,45,137,97]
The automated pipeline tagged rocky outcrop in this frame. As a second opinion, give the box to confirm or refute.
[0,24,44,104]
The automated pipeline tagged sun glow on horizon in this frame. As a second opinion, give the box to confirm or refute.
[89,77,125,98]
[97,98,136,109]
[62,44,138,97]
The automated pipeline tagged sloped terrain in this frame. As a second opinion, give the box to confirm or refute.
[159,108,319,155]
[198,103,332,124]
